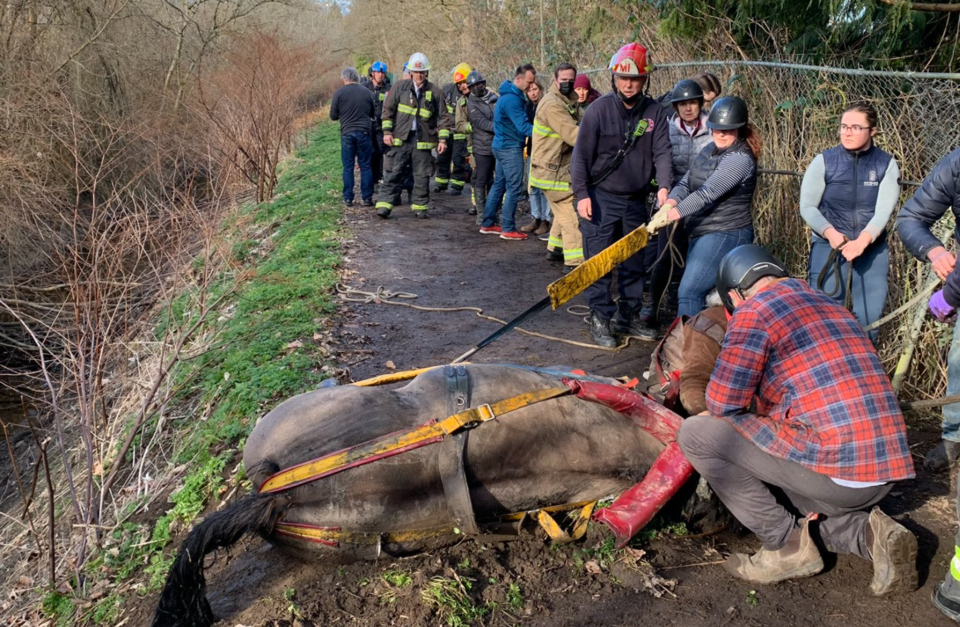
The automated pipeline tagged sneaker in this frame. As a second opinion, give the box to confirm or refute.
[638,303,658,326]
[479,225,502,234]
[534,221,551,236]
[376,207,391,218]
[724,518,824,585]
[933,581,960,622]
[924,439,960,473]
[613,308,658,341]
[519,219,541,234]
[546,248,564,262]
[500,231,528,241]
[588,312,618,348]
[362,199,374,207]
[868,508,918,596]
[415,211,429,219]
[468,206,477,215]
[538,232,551,242]
[450,187,463,196]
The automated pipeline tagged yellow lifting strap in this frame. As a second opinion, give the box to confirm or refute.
[258,386,571,494]
[352,365,444,387]
[274,500,597,547]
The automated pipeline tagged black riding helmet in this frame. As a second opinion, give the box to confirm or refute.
[716,244,789,313]
[707,96,749,130]
[670,79,704,104]
[466,70,486,88]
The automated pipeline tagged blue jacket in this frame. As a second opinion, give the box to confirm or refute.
[895,147,960,305]
[492,80,533,151]
[820,144,893,242]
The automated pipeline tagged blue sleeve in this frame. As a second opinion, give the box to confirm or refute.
[506,94,533,138]
[895,147,960,260]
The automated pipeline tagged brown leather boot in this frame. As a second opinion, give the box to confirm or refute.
[519,219,541,233]
[868,507,918,596]
[723,519,823,584]
[534,220,551,235]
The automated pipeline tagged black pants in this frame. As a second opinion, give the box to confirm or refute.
[377,140,435,212]
[580,187,649,320]
[372,131,384,184]
[472,152,495,210]
[645,222,689,316]
[436,138,471,190]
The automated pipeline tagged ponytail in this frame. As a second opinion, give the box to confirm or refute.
[741,123,762,160]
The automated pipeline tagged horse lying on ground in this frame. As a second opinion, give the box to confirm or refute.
[152,364,697,627]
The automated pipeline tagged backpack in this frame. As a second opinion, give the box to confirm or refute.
[644,314,725,412]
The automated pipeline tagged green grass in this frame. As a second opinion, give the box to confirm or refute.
[421,576,489,627]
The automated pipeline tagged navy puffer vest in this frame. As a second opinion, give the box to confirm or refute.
[819,144,892,242]
[685,138,756,238]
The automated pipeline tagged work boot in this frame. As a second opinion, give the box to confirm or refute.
[546,248,564,262]
[534,221,551,236]
[520,218,541,234]
[868,507,918,596]
[450,187,463,196]
[434,183,447,193]
[475,213,483,225]
[588,312,618,348]
[414,211,429,220]
[925,439,960,473]
[613,305,658,342]
[933,576,960,622]
[344,199,354,207]
[468,206,477,216]
[362,199,374,207]
[724,519,823,585]
[638,302,658,326]
[376,207,391,218]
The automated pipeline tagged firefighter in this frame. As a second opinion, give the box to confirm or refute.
[435,62,473,196]
[363,61,392,186]
[529,62,583,270]
[570,43,672,347]
[376,52,453,219]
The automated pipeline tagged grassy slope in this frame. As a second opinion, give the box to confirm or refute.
[43,121,345,626]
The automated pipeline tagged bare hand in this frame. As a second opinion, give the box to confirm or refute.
[929,246,957,281]
[383,133,394,146]
[667,207,681,222]
[842,233,872,262]
[823,227,847,250]
[657,188,668,207]
[437,141,447,155]
[577,197,592,220]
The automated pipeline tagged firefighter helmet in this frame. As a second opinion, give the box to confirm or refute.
[707,96,749,130]
[465,70,486,88]
[452,62,473,84]
[609,43,652,78]
[716,245,789,313]
[407,52,431,72]
[370,61,388,74]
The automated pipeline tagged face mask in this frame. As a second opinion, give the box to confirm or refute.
[558,80,575,96]
[617,90,642,105]
[470,85,486,98]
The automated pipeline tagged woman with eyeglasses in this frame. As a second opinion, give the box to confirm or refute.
[800,102,900,342]
[647,95,760,318]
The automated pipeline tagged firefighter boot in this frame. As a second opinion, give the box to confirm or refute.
[613,301,658,342]
[588,312,618,349]
[868,507,918,596]
[724,519,824,584]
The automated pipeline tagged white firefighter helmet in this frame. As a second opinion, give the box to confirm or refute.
[406,52,431,72]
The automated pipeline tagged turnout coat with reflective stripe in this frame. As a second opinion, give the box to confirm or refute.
[381,79,452,149]
[530,84,581,193]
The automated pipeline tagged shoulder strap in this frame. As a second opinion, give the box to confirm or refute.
[689,315,725,346]
[590,106,652,186]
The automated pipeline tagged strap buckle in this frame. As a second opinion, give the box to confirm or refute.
[461,403,495,430]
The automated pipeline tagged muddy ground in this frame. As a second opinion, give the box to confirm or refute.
[130,188,958,627]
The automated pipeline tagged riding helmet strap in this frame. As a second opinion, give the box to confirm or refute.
[438,365,480,535]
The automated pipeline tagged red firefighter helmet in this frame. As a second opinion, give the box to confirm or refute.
[609,43,653,78]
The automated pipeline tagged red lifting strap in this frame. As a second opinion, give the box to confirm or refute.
[563,378,696,547]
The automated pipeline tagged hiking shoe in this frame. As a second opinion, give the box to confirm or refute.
[479,225,502,234]
[450,187,463,196]
[500,231,528,241]
[468,206,477,215]
[362,199,374,207]
[868,508,918,596]
[934,581,960,623]
[724,519,823,585]
[414,211,429,219]
[925,439,960,473]
[520,219,541,234]
[376,207,391,218]
[534,221,551,236]
[546,248,564,262]
[588,312,618,348]
[613,309,658,342]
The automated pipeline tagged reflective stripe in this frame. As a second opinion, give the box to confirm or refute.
[393,138,402,146]
[382,120,393,130]
[951,554,960,582]
[563,248,584,262]
[379,93,386,101]
[548,236,563,248]
[375,202,392,210]
[465,123,473,133]
[453,133,467,140]
[426,91,433,102]
[446,105,454,113]
[438,130,451,139]
[468,146,473,154]
[451,180,465,188]
[417,142,437,150]
[411,204,429,211]
[397,103,418,115]
[533,121,561,138]
[529,176,571,191]
[435,178,450,184]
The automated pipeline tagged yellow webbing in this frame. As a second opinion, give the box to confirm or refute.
[352,366,444,386]
[258,386,571,493]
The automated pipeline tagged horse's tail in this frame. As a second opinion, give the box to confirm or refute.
[151,491,291,627]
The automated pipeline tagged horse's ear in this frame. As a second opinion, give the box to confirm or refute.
[151,492,290,627]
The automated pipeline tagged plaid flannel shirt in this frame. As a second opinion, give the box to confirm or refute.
[705,279,914,483]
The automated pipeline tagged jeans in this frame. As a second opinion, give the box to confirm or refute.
[808,236,889,343]
[530,186,551,221]
[580,187,649,319]
[340,131,374,203]
[483,147,524,232]
[678,227,754,318]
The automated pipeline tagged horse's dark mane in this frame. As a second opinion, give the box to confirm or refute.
[151,492,291,627]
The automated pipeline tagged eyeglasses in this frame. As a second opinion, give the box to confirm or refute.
[839,124,872,133]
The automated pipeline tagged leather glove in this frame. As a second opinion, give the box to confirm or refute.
[929,289,957,322]
[646,205,673,234]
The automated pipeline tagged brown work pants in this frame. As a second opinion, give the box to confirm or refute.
[544,190,583,266]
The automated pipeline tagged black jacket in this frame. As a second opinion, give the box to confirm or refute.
[362,76,392,132]
[330,83,375,135]
[467,91,499,157]
[896,147,960,306]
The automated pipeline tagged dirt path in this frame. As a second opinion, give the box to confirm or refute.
[132,190,958,627]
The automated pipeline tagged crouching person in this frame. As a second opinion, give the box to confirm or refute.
[677,244,917,594]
